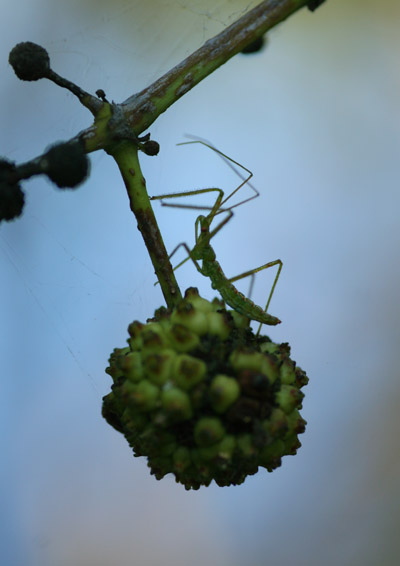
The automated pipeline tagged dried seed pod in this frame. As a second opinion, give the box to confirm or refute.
[103,287,308,489]
[9,42,50,81]
[308,0,326,11]
[41,141,90,188]
[0,159,25,221]
[142,140,160,156]
[241,35,266,55]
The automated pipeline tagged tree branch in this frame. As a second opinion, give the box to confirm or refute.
[82,0,312,152]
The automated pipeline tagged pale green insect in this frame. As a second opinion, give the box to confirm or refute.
[151,139,282,330]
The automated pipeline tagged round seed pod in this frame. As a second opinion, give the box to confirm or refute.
[0,159,24,221]
[142,140,160,156]
[40,141,90,188]
[308,0,326,12]
[9,42,50,81]
[102,287,308,489]
[241,35,266,55]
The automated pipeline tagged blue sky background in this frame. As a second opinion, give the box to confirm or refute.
[1,1,400,565]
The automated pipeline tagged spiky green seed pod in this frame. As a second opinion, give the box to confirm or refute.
[102,287,308,489]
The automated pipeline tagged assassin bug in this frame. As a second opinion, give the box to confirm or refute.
[151,139,282,331]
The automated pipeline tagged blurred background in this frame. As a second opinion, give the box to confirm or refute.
[1,1,400,564]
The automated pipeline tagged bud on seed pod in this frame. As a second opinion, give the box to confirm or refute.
[122,379,159,412]
[9,42,50,81]
[0,159,25,221]
[40,141,90,188]
[173,446,191,473]
[194,417,225,447]
[173,354,207,390]
[161,387,192,422]
[103,287,308,489]
[141,324,170,351]
[168,323,200,352]
[276,384,304,414]
[117,351,143,382]
[209,374,240,413]
[143,349,176,386]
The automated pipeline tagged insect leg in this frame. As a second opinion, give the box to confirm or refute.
[150,186,224,220]
[167,242,202,276]
[228,259,283,335]
[177,137,258,212]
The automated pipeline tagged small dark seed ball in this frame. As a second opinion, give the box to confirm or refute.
[9,42,50,81]
[41,141,90,189]
[96,89,107,101]
[0,182,25,221]
[241,36,266,55]
[0,159,24,221]
[0,158,16,180]
[143,140,160,156]
[307,0,325,11]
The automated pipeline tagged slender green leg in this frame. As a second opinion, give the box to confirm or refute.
[199,208,282,331]
[150,139,258,220]
[151,186,224,222]
[151,141,283,331]
[176,139,258,211]
[151,188,228,279]
[167,241,203,275]
[166,210,233,276]
[159,208,283,332]
[228,259,283,335]
[150,140,255,276]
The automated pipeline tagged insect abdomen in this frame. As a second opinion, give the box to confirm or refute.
[205,259,281,326]
[221,285,281,325]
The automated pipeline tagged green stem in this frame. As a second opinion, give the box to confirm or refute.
[107,141,182,308]
[79,1,311,308]
[8,2,316,309]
